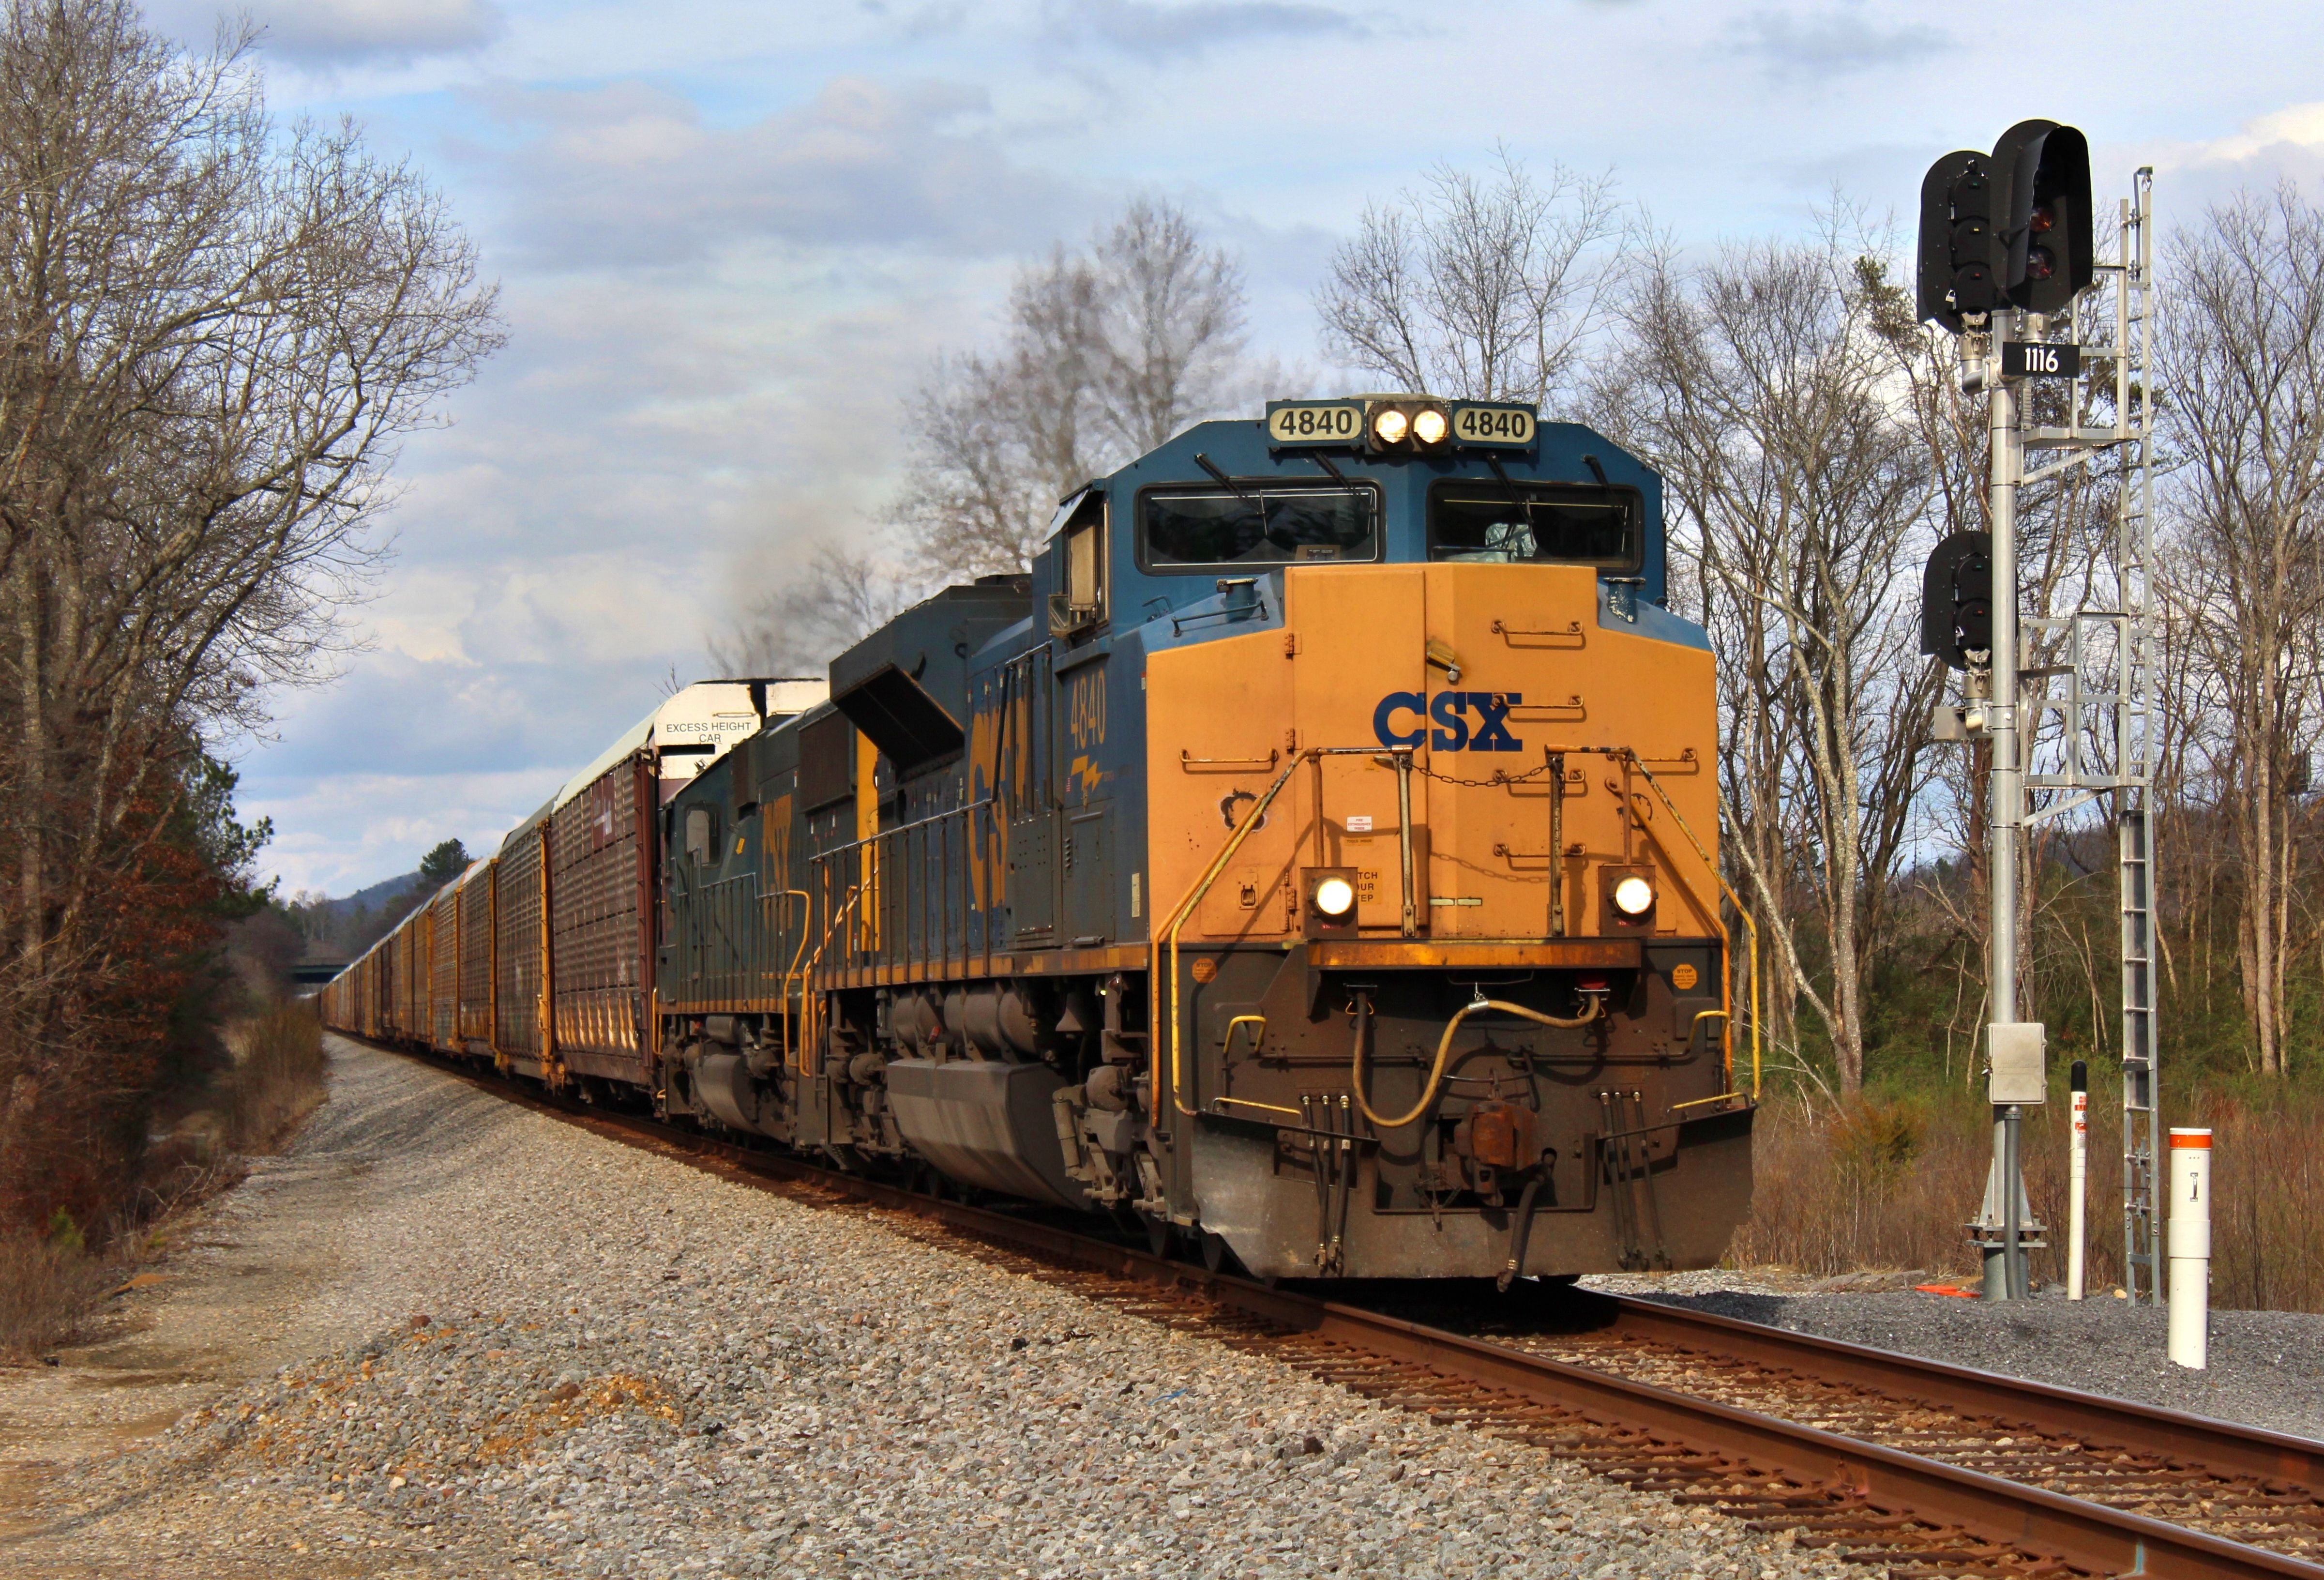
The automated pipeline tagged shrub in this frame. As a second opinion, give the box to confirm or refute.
[224,998,327,1154]
[0,1224,110,1360]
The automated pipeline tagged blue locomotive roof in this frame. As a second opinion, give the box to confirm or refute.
[1106,414,1664,597]
[1018,409,1681,663]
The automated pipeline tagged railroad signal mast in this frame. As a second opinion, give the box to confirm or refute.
[1917,123,2160,1304]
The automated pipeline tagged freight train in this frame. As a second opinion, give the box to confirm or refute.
[321,395,1755,1283]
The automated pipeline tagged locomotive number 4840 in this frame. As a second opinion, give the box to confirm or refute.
[1266,402,1361,443]
[1453,404,1535,445]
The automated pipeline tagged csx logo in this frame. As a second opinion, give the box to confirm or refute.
[1372,691,1524,752]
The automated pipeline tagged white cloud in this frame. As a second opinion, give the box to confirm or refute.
[1728,8,1953,82]
[2178,102,2324,166]
[154,0,504,64]
[466,76,1089,267]
[2126,100,2324,224]
[1037,0,1369,60]
[234,0,2324,898]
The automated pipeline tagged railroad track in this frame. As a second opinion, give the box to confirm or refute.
[363,1036,2324,1580]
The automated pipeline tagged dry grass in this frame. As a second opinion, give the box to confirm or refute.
[1729,1094,1993,1279]
[224,996,327,1154]
[0,1224,111,1360]
[0,999,326,1360]
[1732,1086,2324,1311]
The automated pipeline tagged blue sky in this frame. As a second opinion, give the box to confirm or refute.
[193,0,2324,896]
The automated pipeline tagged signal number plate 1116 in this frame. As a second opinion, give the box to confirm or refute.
[1266,400,1362,445]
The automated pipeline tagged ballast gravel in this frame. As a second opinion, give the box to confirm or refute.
[1650,1285,2324,1444]
[7,1037,1856,1579]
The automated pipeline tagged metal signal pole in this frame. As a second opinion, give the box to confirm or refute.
[1925,131,2148,1308]
[1980,318,2032,1303]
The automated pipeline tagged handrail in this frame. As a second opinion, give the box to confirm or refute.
[1155,747,1313,1120]
[1152,737,1754,1142]
[1154,744,1421,1123]
[1223,1014,1267,1059]
[1623,752,1759,1100]
[796,880,866,1076]
[763,886,810,1062]
[802,798,1002,987]
[809,796,998,862]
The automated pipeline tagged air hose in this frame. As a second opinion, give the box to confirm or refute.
[1499,1174,1545,1293]
[1349,992,1602,1133]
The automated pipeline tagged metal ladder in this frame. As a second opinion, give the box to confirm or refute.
[2113,174,2162,1306]
[2018,169,2161,1305]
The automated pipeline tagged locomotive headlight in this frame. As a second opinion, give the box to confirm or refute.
[1313,876,1357,918]
[1611,875,1656,917]
[1372,407,1410,445]
[1411,407,1449,446]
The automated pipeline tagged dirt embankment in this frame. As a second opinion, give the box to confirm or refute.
[0,1042,522,1576]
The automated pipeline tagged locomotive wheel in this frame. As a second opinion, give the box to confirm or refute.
[1198,1231,1243,1277]
[1145,1217,1175,1258]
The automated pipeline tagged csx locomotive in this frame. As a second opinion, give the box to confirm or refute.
[321,395,1756,1282]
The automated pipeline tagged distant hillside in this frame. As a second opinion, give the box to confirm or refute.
[332,869,423,919]
[288,869,428,961]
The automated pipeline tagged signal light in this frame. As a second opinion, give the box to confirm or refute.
[1372,408,1409,446]
[1992,119,2092,314]
[1920,530,1994,671]
[1411,407,1449,447]
[1917,150,1999,331]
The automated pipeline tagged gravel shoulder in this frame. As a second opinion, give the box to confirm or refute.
[1586,1272,2324,1444]
[0,1037,1856,1579]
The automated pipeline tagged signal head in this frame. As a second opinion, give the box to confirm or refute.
[1992,119,2092,314]
[1920,529,1996,671]
[1917,150,2000,332]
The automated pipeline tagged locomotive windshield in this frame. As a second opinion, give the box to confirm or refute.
[1427,481,1642,570]
[1142,483,1377,569]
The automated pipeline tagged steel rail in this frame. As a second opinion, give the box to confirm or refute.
[1582,1294,2324,1495]
[354,1034,2324,1580]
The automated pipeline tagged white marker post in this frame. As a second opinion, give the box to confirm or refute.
[2167,1128,2212,1369]
[2068,1060,2088,1301]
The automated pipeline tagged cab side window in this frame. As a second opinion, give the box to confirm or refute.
[684,806,716,866]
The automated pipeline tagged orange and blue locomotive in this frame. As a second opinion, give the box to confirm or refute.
[323,396,1755,1282]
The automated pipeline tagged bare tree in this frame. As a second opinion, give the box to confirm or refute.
[1594,232,1944,1095]
[892,198,1255,582]
[2156,186,2324,1078]
[1318,147,1623,409]
[709,537,921,678]
[0,0,500,1208]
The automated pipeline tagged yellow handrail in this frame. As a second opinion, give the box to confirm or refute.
[765,886,810,1066]
[1623,753,1760,1100]
[1154,748,1313,1121]
[796,880,867,1077]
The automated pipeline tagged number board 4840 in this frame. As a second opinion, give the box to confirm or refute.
[1449,402,1536,447]
[1265,401,1362,445]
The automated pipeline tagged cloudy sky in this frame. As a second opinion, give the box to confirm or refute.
[195,0,2324,897]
